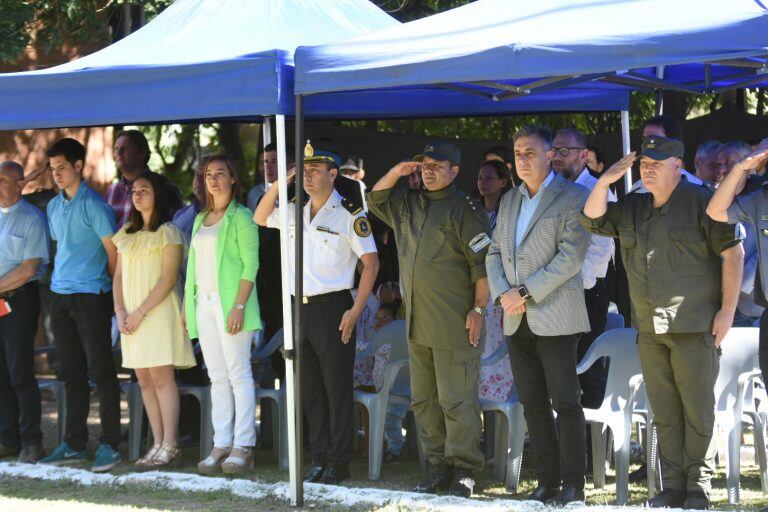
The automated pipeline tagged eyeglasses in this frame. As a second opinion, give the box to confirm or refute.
[552,147,586,157]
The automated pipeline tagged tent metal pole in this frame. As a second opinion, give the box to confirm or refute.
[276,114,301,506]
[263,116,273,146]
[621,110,632,191]
[654,66,665,115]
[291,95,306,507]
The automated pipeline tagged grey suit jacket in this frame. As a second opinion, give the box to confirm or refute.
[486,173,591,337]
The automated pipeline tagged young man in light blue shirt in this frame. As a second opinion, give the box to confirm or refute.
[39,138,121,472]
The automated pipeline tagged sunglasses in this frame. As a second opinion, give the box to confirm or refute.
[551,147,586,157]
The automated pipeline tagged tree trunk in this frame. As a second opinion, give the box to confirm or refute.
[218,122,248,196]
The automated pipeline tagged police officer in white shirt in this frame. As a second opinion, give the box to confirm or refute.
[552,128,616,408]
[254,140,379,486]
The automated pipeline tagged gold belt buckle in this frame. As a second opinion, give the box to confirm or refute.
[302,296,309,304]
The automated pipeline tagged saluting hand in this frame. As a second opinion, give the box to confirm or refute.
[339,309,359,344]
[599,152,636,185]
[389,161,421,177]
[466,310,483,347]
[737,139,768,172]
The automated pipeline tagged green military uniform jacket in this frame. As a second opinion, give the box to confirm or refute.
[580,177,742,334]
[367,184,491,351]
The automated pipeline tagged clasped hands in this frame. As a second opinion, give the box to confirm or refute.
[499,288,527,317]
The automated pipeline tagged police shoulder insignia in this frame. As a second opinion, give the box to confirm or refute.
[354,217,372,237]
[469,232,492,253]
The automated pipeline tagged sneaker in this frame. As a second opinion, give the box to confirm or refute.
[91,444,121,473]
[383,451,402,464]
[39,442,88,466]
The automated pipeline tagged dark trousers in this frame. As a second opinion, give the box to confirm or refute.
[507,315,586,489]
[300,292,355,466]
[50,291,121,451]
[0,283,42,447]
[760,310,768,389]
[579,278,610,408]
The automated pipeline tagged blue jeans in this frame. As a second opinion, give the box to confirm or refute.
[384,402,408,455]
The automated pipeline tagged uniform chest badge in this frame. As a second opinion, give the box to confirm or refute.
[354,217,372,237]
[469,233,492,253]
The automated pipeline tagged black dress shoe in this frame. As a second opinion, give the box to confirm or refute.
[683,490,710,510]
[319,464,350,485]
[527,485,561,502]
[303,464,326,483]
[545,485,585,506]
[414,464,453,494]
[17,444,43,464]
[447,469,475,498]
[646,489,686,508]
[629,463,648,482]
[0,443,20,458]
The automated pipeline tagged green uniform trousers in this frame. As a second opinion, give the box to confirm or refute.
[408,340,484,471]
[638,331,719,493]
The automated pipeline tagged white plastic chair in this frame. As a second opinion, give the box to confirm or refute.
[354,357,409,480]
[252,329,287,469]
[577,327,643,505]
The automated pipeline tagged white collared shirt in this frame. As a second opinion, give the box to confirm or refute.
[516,171,555,248]
[267,189,377,296]
[574,167,616,289]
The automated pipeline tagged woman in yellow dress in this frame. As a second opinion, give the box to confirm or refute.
[112,171,196,469]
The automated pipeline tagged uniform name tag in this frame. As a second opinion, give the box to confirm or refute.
[316,226,339,235]
[469,233,492,253]
[762,215,768,221]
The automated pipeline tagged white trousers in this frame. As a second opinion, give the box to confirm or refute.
[196,294,256,448]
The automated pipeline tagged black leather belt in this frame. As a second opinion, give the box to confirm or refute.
[301,289,350,304]
[0,280,37,300]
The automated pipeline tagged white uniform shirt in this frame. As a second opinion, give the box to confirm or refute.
[575,168,616,289]
[267,189,377,297]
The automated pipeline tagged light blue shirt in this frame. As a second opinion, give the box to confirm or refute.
[516,171,555,247]
[47,181,116,294]
[0,199,49,283]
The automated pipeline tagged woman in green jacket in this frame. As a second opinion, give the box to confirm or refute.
[182,153,261,475]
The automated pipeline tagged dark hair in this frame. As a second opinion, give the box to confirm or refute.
[46,138,86,168]
[378,301,400,319]
[643,115,683,142]
[512,124,553,150]
[263,142,296,162]
[202,153,242,211]
[125,171,173,234]
[483,144,512,164]
[479,160,512,188]
[554,127,588,148]
[586,144,605,166]
[115,129,151,166]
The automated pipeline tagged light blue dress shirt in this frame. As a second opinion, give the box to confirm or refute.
[516,171,555,247]
[0,199,49,283]
[47,181,116,294]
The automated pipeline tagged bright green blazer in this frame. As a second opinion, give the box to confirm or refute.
[184,200,262,339]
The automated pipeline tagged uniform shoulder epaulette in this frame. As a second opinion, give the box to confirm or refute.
[459,192,481,213]
[340,195,363,216]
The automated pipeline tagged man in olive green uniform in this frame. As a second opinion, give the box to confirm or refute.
[367,143,491,498]
[581,136,744,510]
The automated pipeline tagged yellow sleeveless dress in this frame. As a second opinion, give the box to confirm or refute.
[112,222,196,369]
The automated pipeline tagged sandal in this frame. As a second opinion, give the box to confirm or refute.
[147,443,182,469]
[197,446,231,475]
[221,446,254,475]
[135,443,161,469]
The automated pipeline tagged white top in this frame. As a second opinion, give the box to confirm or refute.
[192,218,221,297]
[267,189,377,296]
[630,168,702,194]
[575,167,617,289]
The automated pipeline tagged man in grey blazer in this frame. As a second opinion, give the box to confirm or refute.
[486,125,591,505]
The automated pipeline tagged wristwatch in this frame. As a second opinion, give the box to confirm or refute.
[233,303,246,310]
[517,284,531,301]
[472,306,487,317]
